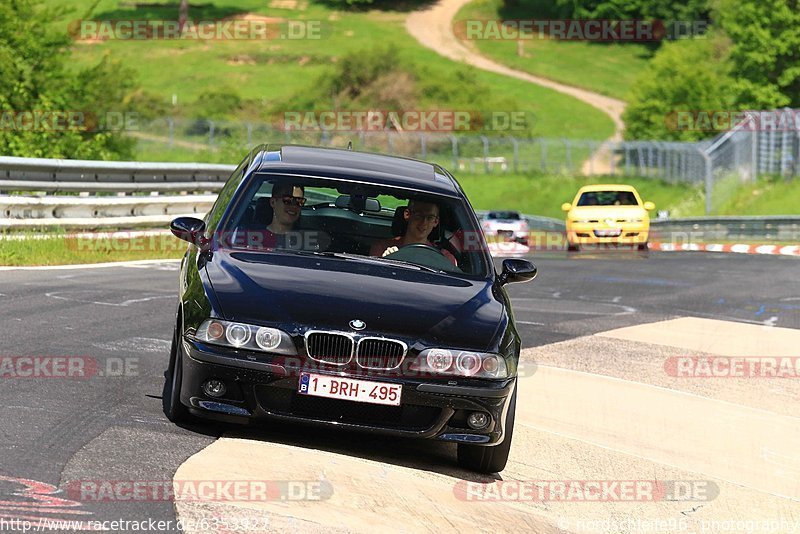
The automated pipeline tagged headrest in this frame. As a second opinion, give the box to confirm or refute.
[254,197,274,225]
[391,206,408,237]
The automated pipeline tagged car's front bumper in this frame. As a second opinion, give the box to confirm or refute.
[179,340,516,445]
[566,223,649,245]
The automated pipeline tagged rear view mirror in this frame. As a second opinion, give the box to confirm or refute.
[335,195,381,212]
[561,203,572,212]
[643,201,655,210]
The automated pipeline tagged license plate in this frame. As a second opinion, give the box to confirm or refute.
[298,373,402,406]
[594,229,622,237]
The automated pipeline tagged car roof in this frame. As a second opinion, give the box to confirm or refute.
[250,144,461,197]
[577,184,639,193]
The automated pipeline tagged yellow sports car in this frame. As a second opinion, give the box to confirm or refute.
[561,184,655,251]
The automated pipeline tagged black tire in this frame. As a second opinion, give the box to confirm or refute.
[567,242,580,252]
[637,242,649,251]
[163,323,191,423]
[457,388,516,474]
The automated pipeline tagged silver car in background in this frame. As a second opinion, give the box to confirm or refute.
[480,211,529,245]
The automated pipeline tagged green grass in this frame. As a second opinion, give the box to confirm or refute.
[455,0,653,101]
[714,176,800,216]
[44,0,615,144]
[0,233,186,266]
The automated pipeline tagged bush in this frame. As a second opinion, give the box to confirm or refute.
[0,0,137,159]
[622,35,735,141]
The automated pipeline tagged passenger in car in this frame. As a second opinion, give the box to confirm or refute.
[267,183,306,235]
[369,199,457,265]
[233,183,307,250]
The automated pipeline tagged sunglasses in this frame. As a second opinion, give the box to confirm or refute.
[409,211,439,223]
[280,196,307,207]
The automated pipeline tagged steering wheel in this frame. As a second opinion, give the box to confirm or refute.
[398,243,446,256]
[385,242,460,272]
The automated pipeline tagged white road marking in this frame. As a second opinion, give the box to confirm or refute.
[599,316,800,356]
[0,259,181,271]
[516,321,544,326]
[93,337,171,353]
[46,291,173,307]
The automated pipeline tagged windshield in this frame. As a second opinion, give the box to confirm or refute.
[577,191,639,206]
[215,174,490,277]
[487,211,521,220]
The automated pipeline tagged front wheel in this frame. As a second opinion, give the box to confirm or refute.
[457,389,516,473]
[567,242,580,252]
[163,325,191,423]
[637,243,649,251]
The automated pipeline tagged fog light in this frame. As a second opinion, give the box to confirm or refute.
[467,412,489,429]
[202,379,226,398]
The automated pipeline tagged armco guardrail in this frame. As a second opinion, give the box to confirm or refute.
[0,156,235,228]
[650,217,800,242]
[512,214,799,242]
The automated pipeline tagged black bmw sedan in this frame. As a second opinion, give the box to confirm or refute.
[164,144,537,473]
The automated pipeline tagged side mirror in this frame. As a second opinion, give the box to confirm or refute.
[170,217,206,245]
[643,201,655,211]
[498,259,537,285]
[561,202,572,212]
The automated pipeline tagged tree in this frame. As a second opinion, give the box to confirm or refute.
[715,0,800,108]
[0,0,137,159]
[503,0,709,22]
[179,0,189,32]
[622,35,735,141]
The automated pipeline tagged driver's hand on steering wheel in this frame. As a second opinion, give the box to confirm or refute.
[382,246,399,257]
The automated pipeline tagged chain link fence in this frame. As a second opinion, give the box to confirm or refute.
[131,111,798,214]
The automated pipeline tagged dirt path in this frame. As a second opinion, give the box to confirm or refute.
[405,0,626,174]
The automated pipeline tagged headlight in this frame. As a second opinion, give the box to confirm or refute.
[627,218,643,223]
[411,349,508,379]
[195,319,296,355]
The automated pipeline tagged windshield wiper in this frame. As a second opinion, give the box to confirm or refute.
[336,253,446,273]
[253,249,446,273]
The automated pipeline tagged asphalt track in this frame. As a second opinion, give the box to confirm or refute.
[0,250,798,533]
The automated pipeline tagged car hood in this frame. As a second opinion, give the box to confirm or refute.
[568,205,647,220]
[203,250,507,351]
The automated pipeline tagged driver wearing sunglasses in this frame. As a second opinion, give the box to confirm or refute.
[268,183,306,235]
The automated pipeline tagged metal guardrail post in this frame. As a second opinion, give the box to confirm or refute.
[609,142,616,176]
[167,117,174,148]
[419,133,427,159]
[702,148,713,215]
[511,137,519,173]
[208,120,215,147]
[481,136,489,173]
[540,140,547,172]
